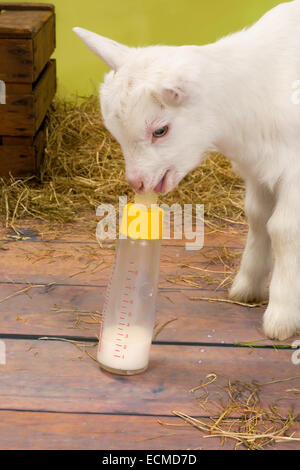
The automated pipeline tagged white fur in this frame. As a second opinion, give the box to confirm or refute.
[73,1,300,340]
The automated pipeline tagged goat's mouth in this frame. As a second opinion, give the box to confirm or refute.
[154,170,172,194]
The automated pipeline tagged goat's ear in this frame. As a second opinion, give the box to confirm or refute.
[73,27,130,71]
[161,87,185,106]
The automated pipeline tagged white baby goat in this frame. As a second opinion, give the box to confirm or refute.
[74,0,300,340]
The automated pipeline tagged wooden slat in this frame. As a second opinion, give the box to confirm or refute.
[0,283,281,346]
[0,59,56,136]
[2,135,33,145]
[0,221,248,247]
[32,13,55,81]
[0,240,241,287]
[0,410,298,450]
[0,339,299,417]
[0,120,46,176]
[0,411,205,450]
[0,3,54,12]
[0,93,35,134]
[5,83,33,94]
[33,59,56,132]
[33,119,46,171]
[0,8,53,38]
[0,38,33,82]
[0,143,35,175]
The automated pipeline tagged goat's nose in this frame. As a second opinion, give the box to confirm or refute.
[127,177,145,193]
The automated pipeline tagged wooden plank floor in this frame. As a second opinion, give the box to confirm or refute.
[0,222,299,450]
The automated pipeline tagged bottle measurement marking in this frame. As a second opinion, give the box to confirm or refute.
[98,251,117,353]
[113,260,138,360]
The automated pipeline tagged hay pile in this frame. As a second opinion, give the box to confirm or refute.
[161,374,300,450]
[0,95,245,230]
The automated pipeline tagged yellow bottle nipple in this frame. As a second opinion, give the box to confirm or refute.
[120,192,163,240]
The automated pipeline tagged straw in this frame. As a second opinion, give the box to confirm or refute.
[159,374,300,450]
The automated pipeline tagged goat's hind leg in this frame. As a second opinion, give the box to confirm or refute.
[229,180,274,303]
[263,178,300,340]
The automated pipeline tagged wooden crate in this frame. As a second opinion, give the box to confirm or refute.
[0,2,56,176]
[0,3,55,83]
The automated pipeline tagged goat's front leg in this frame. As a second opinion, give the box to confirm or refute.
[229,180,274,303]
[263,180,300,340]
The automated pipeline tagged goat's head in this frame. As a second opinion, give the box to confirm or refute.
[73,28,215,194]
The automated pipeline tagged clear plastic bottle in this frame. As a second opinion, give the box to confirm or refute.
[97,195,163,375]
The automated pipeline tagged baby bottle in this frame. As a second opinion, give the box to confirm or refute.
[97,193,163,375]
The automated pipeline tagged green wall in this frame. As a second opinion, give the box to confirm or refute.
[6,0,287,96]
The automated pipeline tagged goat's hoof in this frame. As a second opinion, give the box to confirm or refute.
[229,274,268,303]
[263,306,300,341]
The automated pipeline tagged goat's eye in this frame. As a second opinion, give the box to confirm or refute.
[152,125,169,138]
